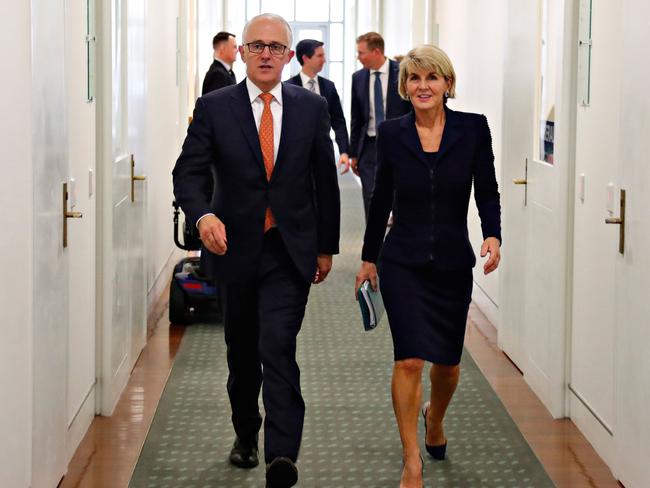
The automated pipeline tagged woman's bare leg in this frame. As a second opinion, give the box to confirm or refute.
[392,358,425,487]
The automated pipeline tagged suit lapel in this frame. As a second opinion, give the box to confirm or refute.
[436,107,462,163]
[361,69,370,120]
[399,107,463,167]
[229,81,265,173]
[400,112,428,166]
[290,74,303,87]
[275,84,298,181]
[386,60,399,115]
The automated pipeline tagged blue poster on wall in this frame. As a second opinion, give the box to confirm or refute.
[542,119,554,165]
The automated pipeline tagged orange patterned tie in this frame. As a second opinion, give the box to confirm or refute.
[259,93,275,232]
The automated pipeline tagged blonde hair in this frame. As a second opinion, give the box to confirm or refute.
[356,32,385,53]
[398,45,456,101]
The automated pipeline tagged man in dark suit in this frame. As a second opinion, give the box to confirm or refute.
[201,31,238,95]
[286,39,351,173]
[173,13,340,488]
[350,32,411,217]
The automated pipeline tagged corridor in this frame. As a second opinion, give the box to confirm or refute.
[61,177,616,487]
[2,1,650,487]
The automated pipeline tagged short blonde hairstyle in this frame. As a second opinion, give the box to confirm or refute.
[398,45,457,101]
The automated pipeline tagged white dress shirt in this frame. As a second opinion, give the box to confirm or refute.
[215,57,232,72]
[196,79,284,227]
[299,71,321,95]
[367,57,389,137]
[246,78,282,164]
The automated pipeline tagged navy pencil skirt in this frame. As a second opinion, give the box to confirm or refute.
[379,259,473,365]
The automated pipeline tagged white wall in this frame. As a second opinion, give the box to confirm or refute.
[382,0,437,57]
[144,0,187,311]
[434,0,507,326]
[0,3,33,487]
[198,0,225,92]
[382,0,413,58]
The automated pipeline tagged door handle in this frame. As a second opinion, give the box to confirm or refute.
[131,154,146,202]
[513,158,528,205]
[604,189,625,254]
[63,182,83,248]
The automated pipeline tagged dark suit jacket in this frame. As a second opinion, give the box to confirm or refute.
[173,81,341,283]
[361,108,501,269]
[286,74,350,155]
[349,59,411,159]
[201,59,236,95]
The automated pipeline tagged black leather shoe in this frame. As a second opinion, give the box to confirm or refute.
[228,436,259,469]
[265,457,298,488]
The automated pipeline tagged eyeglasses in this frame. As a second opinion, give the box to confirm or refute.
[245,42,288,56]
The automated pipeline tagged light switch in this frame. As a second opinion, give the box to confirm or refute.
[606,182,615,215]
[69,178,77,209]
[88,168,94,198]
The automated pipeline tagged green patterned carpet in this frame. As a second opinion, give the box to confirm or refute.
[130,176,554,487]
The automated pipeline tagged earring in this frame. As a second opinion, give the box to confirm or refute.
[444,91,450,98]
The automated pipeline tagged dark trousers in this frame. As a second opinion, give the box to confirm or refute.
[223,229,311,463]
[358,135,377,219]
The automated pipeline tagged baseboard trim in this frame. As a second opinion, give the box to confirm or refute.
[471,281,500,329]
[147,247,185,321]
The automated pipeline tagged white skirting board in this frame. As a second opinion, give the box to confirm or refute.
[147,247,186,318]
[471,281,499,329]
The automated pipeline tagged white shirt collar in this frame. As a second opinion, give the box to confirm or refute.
[299,71,317,87]
[372,57,390,75]
[215,57,232,72]
[246,78,283,106]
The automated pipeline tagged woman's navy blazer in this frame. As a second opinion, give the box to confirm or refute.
[361,107,501,269]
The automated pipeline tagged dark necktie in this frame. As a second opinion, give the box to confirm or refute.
[229,69,236,84]
[373,71,385,133]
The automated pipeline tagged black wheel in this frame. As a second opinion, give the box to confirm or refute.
[169,278,189,325]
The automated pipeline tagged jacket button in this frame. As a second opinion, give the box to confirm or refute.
[428,253,434,260]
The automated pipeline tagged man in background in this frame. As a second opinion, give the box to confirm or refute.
[286,39,351,173]
[350,32,411,217]
[202,31,238,95]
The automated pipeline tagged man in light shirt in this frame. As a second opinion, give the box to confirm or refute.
[173,13,340,488]
[286,39,351,174]
[350,32,411,218]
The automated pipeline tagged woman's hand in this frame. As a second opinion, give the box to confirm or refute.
[480,237,501,275]
[355,261,378,299]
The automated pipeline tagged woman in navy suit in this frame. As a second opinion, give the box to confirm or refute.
[355,45,501,487]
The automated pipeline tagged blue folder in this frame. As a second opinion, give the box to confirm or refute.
[357,279,385,331]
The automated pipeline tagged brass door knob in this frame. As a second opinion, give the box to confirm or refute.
[512,178,527,185]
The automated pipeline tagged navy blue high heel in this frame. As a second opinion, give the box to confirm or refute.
[422,401,447,460]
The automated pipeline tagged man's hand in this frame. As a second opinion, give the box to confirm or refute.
[197,215,228,255]
[350,158,360,176]
[338,153,351,174]
[313,254,333,284]
[480,237,501,275]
